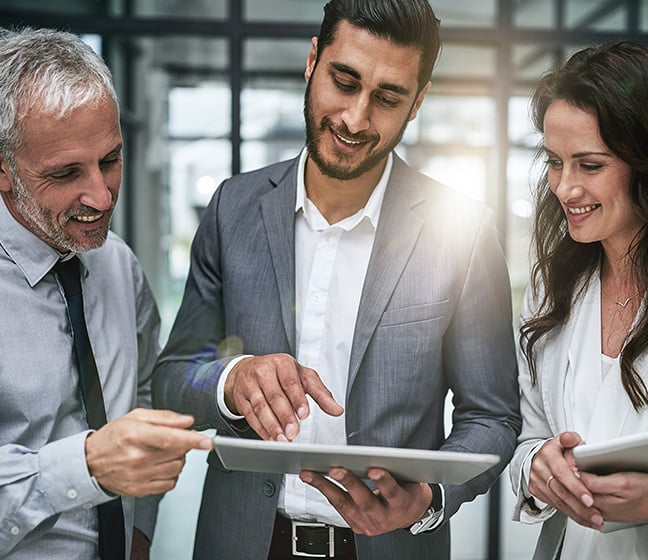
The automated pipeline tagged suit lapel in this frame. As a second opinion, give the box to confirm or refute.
[260,161,299,354]
[348,158,424,391]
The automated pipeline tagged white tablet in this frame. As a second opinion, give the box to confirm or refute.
[212,435,500,484]
[573,431,648,475]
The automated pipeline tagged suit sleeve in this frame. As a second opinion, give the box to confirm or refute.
[439,208,522,519]
[152,185,252,437]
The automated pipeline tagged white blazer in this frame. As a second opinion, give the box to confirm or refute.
[510,275,648,559]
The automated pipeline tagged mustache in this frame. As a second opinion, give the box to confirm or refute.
[321,116,378,144]
[66,203,113,220]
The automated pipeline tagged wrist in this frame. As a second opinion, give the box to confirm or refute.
[409,483,444,535]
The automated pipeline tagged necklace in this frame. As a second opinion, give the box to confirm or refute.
[601,289,640,308]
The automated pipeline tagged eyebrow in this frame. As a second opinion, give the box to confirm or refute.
[41,143,123,174]
[543,146,613,159]
[329,61,411,96]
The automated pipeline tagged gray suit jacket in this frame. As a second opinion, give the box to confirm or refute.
[153,153,521,560]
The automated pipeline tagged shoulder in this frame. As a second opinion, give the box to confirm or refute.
[390,154,490,225]
[82,232,145,283]
[218,158,296,196]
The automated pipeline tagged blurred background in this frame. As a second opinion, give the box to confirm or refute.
[1,1,647,558]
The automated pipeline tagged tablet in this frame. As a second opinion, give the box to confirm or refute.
[212,435,500,484]
[573,431,648,475]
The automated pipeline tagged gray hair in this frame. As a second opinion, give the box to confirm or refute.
[0,27,117,162]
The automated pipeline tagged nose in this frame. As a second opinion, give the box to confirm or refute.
[551,166,584,201]
[341,94,371,134]
[79,168,113,211]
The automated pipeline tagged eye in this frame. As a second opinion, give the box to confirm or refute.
[375,93,399,108]
[100,157,120,169]
[544,158,562,170]
[581,163,603,172]
[49,169,78,181]
[333,77,355,92]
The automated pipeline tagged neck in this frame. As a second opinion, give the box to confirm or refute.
[304,156,384,224]
[601,255,639,297]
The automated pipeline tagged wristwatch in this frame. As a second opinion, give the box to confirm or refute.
[409,483,444,535]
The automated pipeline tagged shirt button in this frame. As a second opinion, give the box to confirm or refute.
[262,481,276,497]
[83,502,94,509]
[10,526,19,535]
[67,489,78,499]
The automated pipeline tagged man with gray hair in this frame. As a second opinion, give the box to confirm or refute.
[0,28,213,559]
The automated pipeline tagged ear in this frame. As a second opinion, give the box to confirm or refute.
[304,36,318,83]
[0,157,13,193]
[408,81,431,122]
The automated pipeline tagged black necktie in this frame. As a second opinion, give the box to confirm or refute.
[55,256,126,560]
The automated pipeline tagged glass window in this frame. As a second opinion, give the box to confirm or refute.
[133,0,226,19]
[241,77,305,171]
[244,38,312,72]
[513,44,560,83]
[434,0,496,27]
[0,0,102,14]
[418,96,495,147]
[565,0,627,31]
[245,0,324,23]
[514,0,557,29]
[434,44,497,80]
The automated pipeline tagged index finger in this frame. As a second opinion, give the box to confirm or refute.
[128,408,196,428]
[297,365,344,418]
[143,423,214,454]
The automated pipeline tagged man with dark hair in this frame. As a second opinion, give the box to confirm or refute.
[154,1,520,558]
[0,28,213,559]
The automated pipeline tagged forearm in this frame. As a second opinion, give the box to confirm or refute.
[0,434,112,555]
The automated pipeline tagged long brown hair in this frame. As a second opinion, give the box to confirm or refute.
[521,40,648,411]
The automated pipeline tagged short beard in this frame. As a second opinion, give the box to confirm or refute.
[303,79,409,181]
[8,161,111,253]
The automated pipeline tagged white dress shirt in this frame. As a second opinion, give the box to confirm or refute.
[218,148,392,526]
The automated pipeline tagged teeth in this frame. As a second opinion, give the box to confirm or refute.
[337,134,362,146]
[74,214,102,223]
[568,204,600,215]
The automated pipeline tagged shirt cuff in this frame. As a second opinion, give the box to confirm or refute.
[38,430,113,513]
[216,355,252,420]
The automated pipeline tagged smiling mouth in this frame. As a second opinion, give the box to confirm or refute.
[72,214,104,223]
[568,204,601,215]
[335,132,365,146]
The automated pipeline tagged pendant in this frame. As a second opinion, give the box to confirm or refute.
[615,297,634,308]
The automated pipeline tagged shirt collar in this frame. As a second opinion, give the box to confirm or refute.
[295,148,393,230]
[0,196,71,287]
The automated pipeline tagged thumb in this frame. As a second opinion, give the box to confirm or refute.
[559,431,584,450]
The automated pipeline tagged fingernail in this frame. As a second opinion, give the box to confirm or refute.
[591,514,603,528]
[285,423,297,439]
[297,406,308,420]
[276,433,289,442]
[581,494,593,507]
[300,472,312,484]
[331,470,344,481]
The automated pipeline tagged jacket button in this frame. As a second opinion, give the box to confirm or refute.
[262,481,275,497]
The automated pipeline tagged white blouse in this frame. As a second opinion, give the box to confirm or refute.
[561,277,648,559]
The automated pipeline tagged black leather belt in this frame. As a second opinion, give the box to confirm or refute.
[268,513,357,559]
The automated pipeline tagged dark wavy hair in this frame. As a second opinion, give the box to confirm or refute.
[316,0,441,93]
[521,40,648,410]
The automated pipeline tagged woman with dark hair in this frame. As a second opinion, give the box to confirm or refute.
[510,40,648,559]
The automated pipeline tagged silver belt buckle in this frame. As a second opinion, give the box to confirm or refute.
[291,520,335,557]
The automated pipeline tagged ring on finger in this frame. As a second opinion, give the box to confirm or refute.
[545,474,555,490]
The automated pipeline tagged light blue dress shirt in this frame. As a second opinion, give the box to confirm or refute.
[0,198,161,559]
